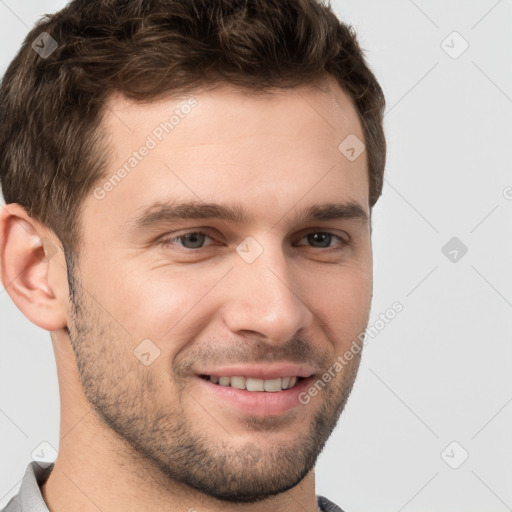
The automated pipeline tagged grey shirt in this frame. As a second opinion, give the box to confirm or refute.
[2,462,345,512]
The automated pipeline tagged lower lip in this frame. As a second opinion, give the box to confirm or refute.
[196,376,315,416]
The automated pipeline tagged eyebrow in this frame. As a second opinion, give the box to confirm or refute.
[128,199,369,231]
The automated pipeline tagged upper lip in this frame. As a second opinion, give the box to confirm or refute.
[197,363,316,380]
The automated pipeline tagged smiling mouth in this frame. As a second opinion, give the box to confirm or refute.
[199,375,305,392]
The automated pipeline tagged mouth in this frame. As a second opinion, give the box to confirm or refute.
[195,373,317,417]
[199,374,305,392]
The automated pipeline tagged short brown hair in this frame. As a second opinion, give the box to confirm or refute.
[0,0,386,260]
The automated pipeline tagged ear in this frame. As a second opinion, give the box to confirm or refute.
[0,203,68,331]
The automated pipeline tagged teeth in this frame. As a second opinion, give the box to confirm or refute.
[219,376,231,386]
[230,376,246,390]
[264,378,282,392]
[207,375,301,391]
[246,377,265,391]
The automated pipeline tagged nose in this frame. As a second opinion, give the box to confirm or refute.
[221,241,314,345]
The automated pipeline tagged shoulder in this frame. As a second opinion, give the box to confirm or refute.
[317,494,346,512]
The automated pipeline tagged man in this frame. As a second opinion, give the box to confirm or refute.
[0,0,386,510]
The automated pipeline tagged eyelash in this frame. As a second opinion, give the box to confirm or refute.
[158,230,349,251]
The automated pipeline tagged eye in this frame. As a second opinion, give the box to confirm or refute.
[160,231,216,250]
[158,230,348,252]
[295,231,348,249]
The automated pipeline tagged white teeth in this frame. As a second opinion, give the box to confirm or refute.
[207,375,301,391]
[263,378,282,392]
[246,377,264,391]
[230,376,246,390]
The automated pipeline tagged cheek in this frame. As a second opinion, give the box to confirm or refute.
[103,263,225,347]
[304,263,372,344]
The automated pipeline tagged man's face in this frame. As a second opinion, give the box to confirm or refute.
[66,80,372,502]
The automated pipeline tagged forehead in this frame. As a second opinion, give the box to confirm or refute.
[103,79,364,149]
[84,80,369,236]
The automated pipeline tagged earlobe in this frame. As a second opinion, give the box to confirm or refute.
[0,203,68,332]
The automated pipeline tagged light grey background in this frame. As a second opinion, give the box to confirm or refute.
[1,1,511,511]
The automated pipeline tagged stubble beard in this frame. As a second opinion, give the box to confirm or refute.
[65,260,363,503]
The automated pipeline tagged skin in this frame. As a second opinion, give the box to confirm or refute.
[0,77,373,512]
